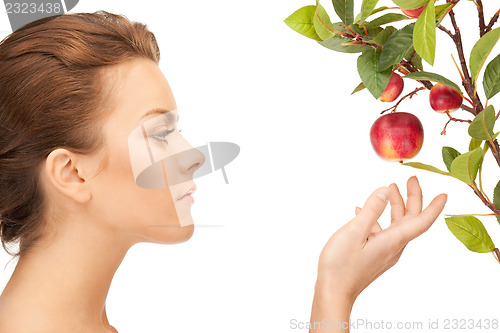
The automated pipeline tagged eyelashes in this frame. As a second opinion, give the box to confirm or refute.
[152,127,182,145]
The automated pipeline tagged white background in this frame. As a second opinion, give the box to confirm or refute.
[1,1,500,332]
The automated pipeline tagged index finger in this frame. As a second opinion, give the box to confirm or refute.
[352,186,390,241]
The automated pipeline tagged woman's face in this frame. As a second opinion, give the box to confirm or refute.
[88,58,205,245]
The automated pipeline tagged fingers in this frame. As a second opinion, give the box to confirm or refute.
[389,183,405,223]
[356,206,382,234]
[405,176,422,216]
[354,186,389,239]
[397,193,447,243]
[415,193,448,234]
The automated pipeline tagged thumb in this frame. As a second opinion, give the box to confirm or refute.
[354,186,389,240]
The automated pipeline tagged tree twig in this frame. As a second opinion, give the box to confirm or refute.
[485,9,500,33]
[472,185,500,215]
[441,111,472,135]
[380,87,426,114]
[438,24,454,38]
[476,0,486,36]
[447,3,484,115]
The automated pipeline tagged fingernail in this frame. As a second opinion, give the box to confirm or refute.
[376,187,389,202]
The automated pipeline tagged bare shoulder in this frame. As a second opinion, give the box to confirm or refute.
[0,297,117,333]
[0,309,117,333]
[0,300,54,333]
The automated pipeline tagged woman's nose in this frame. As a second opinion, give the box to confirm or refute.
[178,139,206,175]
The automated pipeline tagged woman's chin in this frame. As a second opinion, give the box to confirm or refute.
[134,222,195,245]
[159,223,195,244]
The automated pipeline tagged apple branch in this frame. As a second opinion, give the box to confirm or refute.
[476,0,486,36]
[485,8,500,33]
[440,111,472,135]
[447,6,484,115]
[443,2,500,173]
[380,87,426,114]
[437,24,454,38]
[471,184,500,216]
[316,14,381,49]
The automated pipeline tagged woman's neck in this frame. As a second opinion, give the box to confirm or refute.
[0,215,134,332]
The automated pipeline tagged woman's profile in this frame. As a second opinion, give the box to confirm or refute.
[0,11,447,332]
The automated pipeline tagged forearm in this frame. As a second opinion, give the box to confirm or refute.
[309,280,354,333]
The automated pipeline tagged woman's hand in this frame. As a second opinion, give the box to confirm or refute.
[309,176,447,332]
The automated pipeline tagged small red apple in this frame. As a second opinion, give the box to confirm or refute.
[401,4,426,18]
[379,72,404,102]
[370,112,424,162]
[429,83,463,113]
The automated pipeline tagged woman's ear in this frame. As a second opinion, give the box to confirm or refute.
[44,148,92,203]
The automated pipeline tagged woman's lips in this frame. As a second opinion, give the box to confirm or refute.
[178,193,194,203]
[178,184,196,202]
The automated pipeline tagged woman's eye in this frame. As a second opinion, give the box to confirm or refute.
[152,127,175,144]
[152,127,182,144]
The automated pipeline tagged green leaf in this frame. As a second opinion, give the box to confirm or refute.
[442,147,461,172]
[483,53,500,99]
[378,23,415,71]
[469,138,482,151]
[314,2,335,40]
[445,216,495,253]
[371,26,397,45]
[469,27,500,84]
[318,36,372,53]
[404,47,423,70]
[413,0,435,66]
[494,180,500,225]
[435,3,453,25]
[366,26,384,37]
[401,162,451,176]
[351,82,366,94]
[285,6,322,41]
[357,48,393,98]
[359,0,380,24]
[332,0,354,26]
[371,6,390,15]
[403,71,462,94]
[468,105,495,141]
[450,147,484,185]
[365,13,409,29]
[392,0,428,10]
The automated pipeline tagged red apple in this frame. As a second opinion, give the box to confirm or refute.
[429,83,463,113]
[401,4,426,18]
[370,112,424,162]
[379,72,404,102]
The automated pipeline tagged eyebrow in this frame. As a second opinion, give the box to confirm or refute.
[139,108,179,124]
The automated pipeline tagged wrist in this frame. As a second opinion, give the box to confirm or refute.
[309,278,355,332]
[314,275,357,309]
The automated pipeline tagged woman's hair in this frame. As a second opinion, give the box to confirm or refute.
[0,11,160,258]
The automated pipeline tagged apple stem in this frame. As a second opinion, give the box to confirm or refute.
[440,111,472,135]
[380,87,426,114]
[494,249,500,264]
